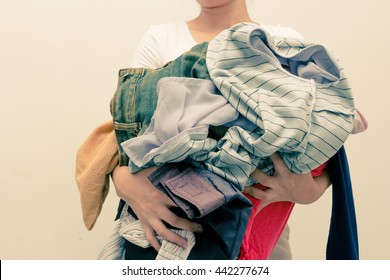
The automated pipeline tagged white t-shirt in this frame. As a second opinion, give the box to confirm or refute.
[130,21,303,69]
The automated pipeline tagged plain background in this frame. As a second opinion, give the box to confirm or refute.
[0,0,388,260]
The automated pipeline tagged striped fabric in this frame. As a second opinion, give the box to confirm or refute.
[97,204,195,260]
[206,22,356,174]
[120,23,358,189]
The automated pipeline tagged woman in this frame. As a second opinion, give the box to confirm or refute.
[112,0,331,259]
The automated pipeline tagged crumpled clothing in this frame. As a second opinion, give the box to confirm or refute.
[97,204,196,260]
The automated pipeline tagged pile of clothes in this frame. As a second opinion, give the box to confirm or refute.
[76,23,366,260]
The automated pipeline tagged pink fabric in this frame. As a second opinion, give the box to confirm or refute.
[351,109,368,134]
[238,162,328,260]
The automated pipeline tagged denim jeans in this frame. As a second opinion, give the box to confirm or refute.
[110,42,211,166]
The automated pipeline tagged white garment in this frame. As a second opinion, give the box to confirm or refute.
[130,22,197,68]
[97,205,195,260]
[130,21,304,68]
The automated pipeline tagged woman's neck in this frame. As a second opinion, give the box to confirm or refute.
[187,1,257,43]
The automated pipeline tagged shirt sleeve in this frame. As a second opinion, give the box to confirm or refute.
[130,26,165,69]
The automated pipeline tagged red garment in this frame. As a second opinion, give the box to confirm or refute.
[238,162,328,260]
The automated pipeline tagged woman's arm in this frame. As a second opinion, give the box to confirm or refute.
[112,165,203,251]
[244,153,331,212]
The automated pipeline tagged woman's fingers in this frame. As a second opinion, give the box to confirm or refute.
[251,168,271,185]
[269,153,289,175]
[163,211,203,233]
[243,185,268,200]
[150,219,189,249]
[160,192,204,233]
[251,153,286,185]
[143,224,162,251]
[243,186,275,214]
[135,193,202,249]
[145,209,202,250]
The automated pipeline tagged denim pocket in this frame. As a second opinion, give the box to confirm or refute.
[113,121,141,166]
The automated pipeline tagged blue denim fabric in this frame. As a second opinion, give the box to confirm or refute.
[110,43,210,166]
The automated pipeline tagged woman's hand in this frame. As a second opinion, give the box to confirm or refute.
[244,153,331,211]
[112,165,203,251]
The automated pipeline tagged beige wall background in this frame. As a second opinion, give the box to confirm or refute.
[0,0,388,260]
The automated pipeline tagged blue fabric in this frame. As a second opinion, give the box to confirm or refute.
[118,183,252,260]
[148,163,250,219]
[326,146,359,260]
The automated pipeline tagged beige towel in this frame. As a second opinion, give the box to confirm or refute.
[75,120,119,230]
